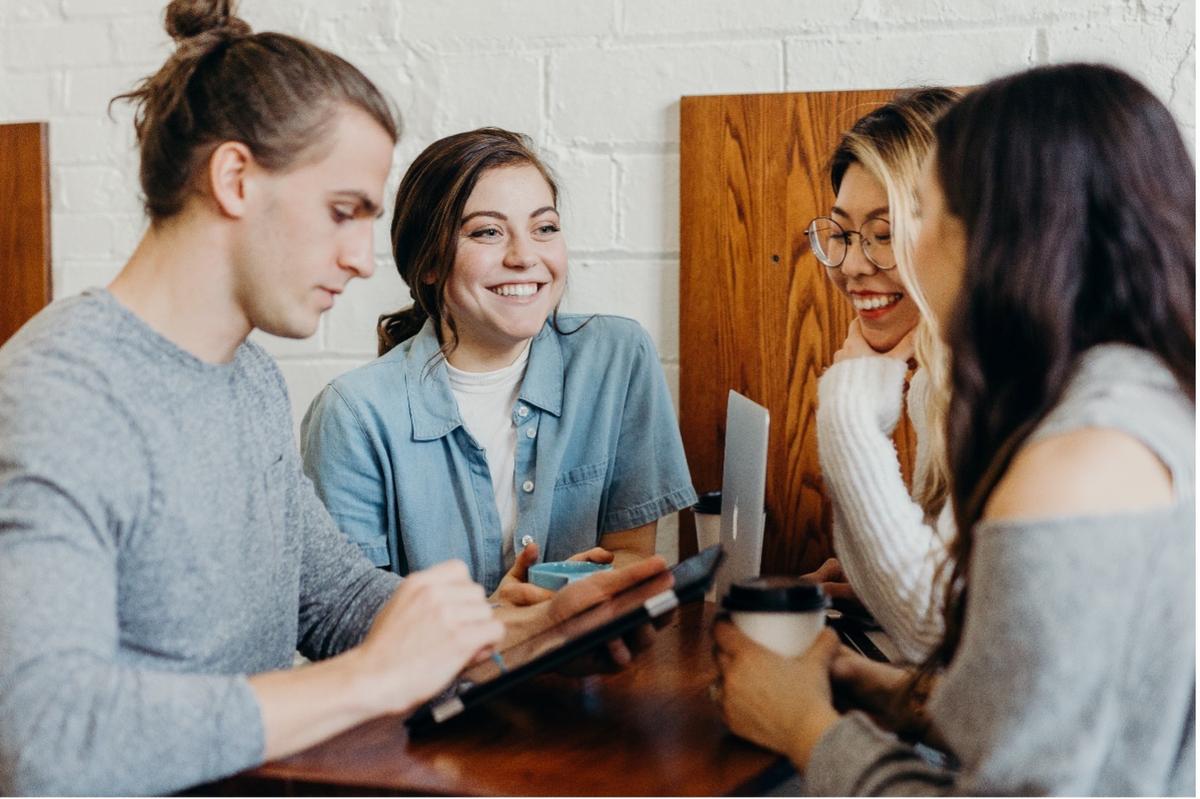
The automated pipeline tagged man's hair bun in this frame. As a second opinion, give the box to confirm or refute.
[164,0,250,43]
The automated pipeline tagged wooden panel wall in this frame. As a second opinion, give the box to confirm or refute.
[679,90,916,575]
[0,122,52,347]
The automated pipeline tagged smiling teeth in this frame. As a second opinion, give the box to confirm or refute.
[492,284,538,297]
[852,293,902,311]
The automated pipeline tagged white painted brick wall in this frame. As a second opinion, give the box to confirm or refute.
[561,259,681,361]
[550,42,783,144]
[544,149,616,252]
[4,19,112,67]
[785,28,1040,89]
[402,2,614,42]
[421,52,545,137]
[617,153,680,253]
[2,0,1193,562]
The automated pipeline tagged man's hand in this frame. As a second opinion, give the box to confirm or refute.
[252,561,503,761]
[354,560,504,715]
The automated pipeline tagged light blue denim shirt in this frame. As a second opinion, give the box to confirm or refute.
[300,314,697,593]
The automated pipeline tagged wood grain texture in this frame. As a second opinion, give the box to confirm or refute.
[680,91,916,574]
[0,122,51,346]
[209,603,787,796]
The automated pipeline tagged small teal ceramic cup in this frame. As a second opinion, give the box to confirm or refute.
[528,561,613,591]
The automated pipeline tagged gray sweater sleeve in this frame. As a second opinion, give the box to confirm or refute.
[248,347,400,661]
[287,442,400,660]
[805,508,1193,795]
[0,374,264,795]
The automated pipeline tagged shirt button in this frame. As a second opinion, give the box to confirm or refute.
[525,427,537,439]
[522,480,535,493]
[517,405,530,418]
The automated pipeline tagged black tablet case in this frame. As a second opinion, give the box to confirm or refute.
[406,545,724,729]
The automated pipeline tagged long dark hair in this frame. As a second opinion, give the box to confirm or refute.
[113,0,398,223]
[925,63,1195,683]
[378,127,563,357]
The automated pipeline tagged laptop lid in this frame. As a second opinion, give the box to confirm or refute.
[713,391,770,602]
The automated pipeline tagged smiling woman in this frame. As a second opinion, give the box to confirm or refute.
[812,163,919,350]
[300,128,697,602]
[805,88,961,664]
[440,163,568,369]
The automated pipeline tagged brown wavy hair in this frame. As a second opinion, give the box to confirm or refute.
[377,127,567,358]
[910,63,1194,712]
[112,0,398,223]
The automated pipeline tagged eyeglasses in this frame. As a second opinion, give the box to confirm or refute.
[805,216,896,270]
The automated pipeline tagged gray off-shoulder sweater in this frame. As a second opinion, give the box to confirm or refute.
[806,344,1195,796]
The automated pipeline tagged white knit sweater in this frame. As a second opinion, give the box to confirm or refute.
[816,357,953,663]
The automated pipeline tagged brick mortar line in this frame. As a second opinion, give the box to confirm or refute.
[377,13,1154,54]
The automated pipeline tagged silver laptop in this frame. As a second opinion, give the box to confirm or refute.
[713,390,770,602]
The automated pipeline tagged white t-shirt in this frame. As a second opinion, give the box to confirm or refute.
[445,344,531,569]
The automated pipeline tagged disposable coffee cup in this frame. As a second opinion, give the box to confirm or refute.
[692,491,721,601]
[692,491,722,552]
[721,576,829,657]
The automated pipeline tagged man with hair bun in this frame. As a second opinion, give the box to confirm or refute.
[0,1,666,794]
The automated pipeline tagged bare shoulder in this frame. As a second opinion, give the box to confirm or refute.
[983,427,1175,523]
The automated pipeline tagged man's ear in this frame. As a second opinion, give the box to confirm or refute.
[208,141,255,219]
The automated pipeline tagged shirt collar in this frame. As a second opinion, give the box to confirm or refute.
[404,318,565,441]
[519,321,564,418]
[404,319,462,441]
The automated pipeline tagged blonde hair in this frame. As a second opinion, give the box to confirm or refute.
[830,88,960,522]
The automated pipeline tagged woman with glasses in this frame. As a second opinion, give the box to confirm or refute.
[803,88,960,663]
[715,63,1194,795]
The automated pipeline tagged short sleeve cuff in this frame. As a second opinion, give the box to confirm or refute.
[353,541,391,568]
[601,484,698,533]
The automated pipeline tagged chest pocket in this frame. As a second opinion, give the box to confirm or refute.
[261,452,298,561]
[548,459,609,557]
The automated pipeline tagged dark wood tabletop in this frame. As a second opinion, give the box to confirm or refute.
[208,601,790,796]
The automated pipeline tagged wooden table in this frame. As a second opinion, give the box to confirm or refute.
[207,602,791,796]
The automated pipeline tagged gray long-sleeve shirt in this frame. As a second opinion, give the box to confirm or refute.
[806,345,1195,795]
[0,290,401,795]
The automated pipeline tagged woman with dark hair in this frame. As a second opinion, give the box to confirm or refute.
[302,128,696,603]
[714,63,1194,795]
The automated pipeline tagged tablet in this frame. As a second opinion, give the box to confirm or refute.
[406,545,724,730]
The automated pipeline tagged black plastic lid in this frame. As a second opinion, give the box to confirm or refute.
[721,576,829,612]
[692,490,722,514]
